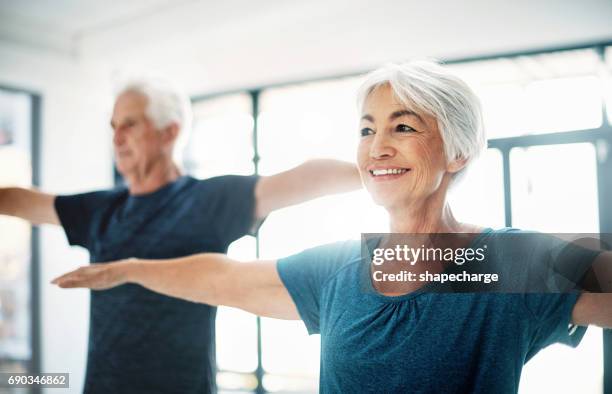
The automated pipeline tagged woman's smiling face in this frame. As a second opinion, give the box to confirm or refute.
[357,84,460,210]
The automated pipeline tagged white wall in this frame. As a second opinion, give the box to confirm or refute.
[0,42,113,393]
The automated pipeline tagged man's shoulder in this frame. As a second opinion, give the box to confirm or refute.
[194,174,258,186]
[188,174,259,198]
[57,185,127,204]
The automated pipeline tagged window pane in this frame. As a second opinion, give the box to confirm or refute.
[186,94,259,388]
[605,46,612,125]
[477,76,602,138]
[449,49,603,138]
[0,89,33,376]
[520,328,603,394]
[510,143,599,233]
[260,318,320,388]
[257,77,388,393]
[216,237,259,388]
[522,76,602,133]
[217,370,257,392]
[186,94,254,178]
[449,148,505,229]
[258,76,364,173]
[263,372,319,393]
[510,143,602,392]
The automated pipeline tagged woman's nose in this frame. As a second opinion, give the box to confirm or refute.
[370,132,395,159]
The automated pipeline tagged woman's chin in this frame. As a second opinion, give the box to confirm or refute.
[369,192,404,210]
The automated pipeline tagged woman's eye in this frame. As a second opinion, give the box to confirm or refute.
[396,124,416,133]
[360,127,374,137]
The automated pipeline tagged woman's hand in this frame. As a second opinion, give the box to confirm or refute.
[50,254,300,320]
[51,260,134,290]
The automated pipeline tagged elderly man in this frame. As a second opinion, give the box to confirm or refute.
[0,79,361,393]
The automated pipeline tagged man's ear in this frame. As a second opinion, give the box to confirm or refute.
[447,156,468,173]
[162,123,180,144]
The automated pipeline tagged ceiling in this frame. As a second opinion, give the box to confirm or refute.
[1,0,612,93]
[0,0,322,55]
[2,0,612,56]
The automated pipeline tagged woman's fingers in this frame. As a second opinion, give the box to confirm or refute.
[51,264,116,289]
[51,268,86,285]
[51,268,93,288]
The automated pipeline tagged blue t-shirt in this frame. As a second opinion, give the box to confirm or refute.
[55,175,259,394]
[276,228,590,393]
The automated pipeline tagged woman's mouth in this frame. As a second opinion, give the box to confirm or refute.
[368,168,411,180]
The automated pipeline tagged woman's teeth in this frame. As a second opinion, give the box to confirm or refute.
[370,168,409,176]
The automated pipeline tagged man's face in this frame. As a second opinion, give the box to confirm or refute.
[111,91,168,177]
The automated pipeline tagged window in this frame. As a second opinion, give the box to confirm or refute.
[510,143,599,233]
[0,87,38,387]
[185,93,254,178]
[449,148,505,229]
[449,49,603,138]
[186,95,259,393]
[189,42,612,394]
[257,77,387,393]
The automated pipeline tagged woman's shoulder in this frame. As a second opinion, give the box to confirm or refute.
[276,239,363,287]
[283,239,363,266]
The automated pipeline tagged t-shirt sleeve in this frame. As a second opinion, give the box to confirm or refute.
[518,233,603,353]
[207,175,260,246]
[276,241,359,335]
[495,231,598,355]
[494,230,600,292]
[523,292,586,356]
[54,190,117,249]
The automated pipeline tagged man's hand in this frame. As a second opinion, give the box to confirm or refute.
[52,261,131,290]
[571,251,612,328]
[254,159,361,220]
[0,187,59,225]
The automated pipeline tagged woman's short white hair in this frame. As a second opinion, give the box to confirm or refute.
[117,78,192,163]
[357,60,486,182]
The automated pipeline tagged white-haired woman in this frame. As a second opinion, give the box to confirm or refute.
[53,61,612,393]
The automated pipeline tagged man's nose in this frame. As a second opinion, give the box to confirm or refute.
[112,130,123,146]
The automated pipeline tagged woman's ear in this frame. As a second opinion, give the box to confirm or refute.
[447,156,468,173]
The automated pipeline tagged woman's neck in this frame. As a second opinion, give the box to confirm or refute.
[388,202,463,233]
[386,178,468,234]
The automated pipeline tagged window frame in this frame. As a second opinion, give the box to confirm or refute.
[0,83,42,394]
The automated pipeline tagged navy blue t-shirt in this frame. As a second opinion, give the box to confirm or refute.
[277,228,590,393]
[55,175,259,394]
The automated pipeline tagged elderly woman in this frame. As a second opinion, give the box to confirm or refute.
[53,61,611,393]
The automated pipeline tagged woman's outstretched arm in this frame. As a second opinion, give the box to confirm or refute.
[52,254,300,320]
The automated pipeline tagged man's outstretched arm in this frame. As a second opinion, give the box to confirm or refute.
[51,254,300,320]
[254,159,361,220]
[0,187,59,225]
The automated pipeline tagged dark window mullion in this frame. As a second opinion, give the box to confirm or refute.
[594,40,612,387]
[250,89,266,394]
[499,147,512,228]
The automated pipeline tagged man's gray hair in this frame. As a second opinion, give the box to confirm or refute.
[117,78,192,162]
[357,60,486,181]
